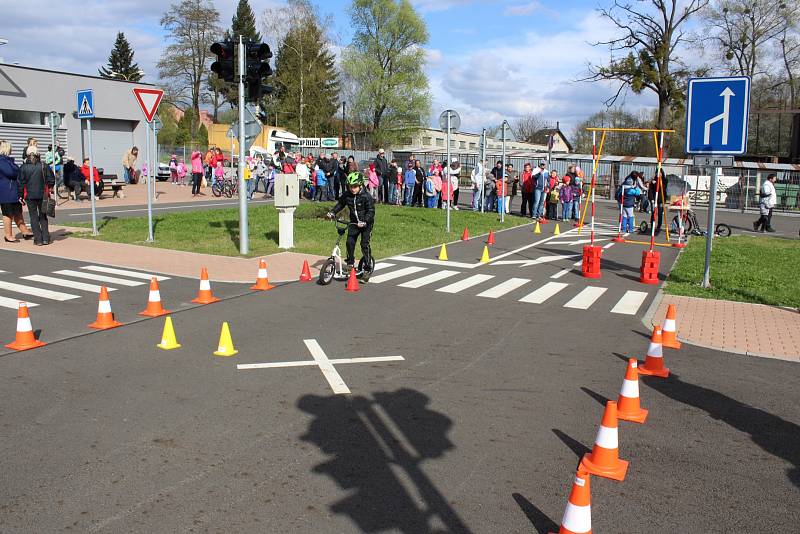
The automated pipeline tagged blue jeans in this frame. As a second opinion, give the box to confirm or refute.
[496,197,505,213]
[571,199,581,219]
[533,189,544,218]
[388,183,397,204]
[472,189,482,211]
[425,194,437,208]
[562,202,571,220]
[246,179,255,199]
[485,191,496,212]
[403,185,414,205]
[123,167,133,184]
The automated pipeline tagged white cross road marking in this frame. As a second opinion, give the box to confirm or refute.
[237,339,404,395]
[492,254,579,267]
[610,290,649,315]
[398,270,460,289]
[477,277,529,298]
[436,274,494,294]
[369,266,426,284]
[390,256,476,269]
[563,286,607,309]
[549,238,611,245]
[80,266,170,281]
[603,242,616,249]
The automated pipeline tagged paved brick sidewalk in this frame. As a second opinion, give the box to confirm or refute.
[1,227,326,283]
[651,294,800,362]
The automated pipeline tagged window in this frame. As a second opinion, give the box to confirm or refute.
[400,137,413,146]
[436,138,444,147]
[422,136,432,146]
[450,139,456,148]
[0,109,47,125]
[459,141,466,149]
[469,142,477,150]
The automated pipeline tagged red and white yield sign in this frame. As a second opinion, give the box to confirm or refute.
[133,87,164,122]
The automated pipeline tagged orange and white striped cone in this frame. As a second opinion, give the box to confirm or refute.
[5,302,46,351]
[548,469,592,534]
[191,267,220,304]
[251,259,275,291]
[580,400,629,481]
[638,325,670,378]
[88,286,123,330]
[139,278,170,317]
[617,358,648,423]
[660,303,682,349]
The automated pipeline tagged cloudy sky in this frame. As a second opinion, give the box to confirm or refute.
[0,0,662,136]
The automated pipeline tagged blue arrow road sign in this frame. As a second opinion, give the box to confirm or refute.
[76,89,95,119]
[685,76,750,154]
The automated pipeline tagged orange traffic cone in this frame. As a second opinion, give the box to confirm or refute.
[299,260,313,282]
[88,286,123,330]
[639,325,670,378]
[139,278,171,317]
[660,304,682,349]
[617,358,648,423]
[580,400,629,481]
[345,267,360,292]
[191,267,220,304]
[461,226,469,241]
[5,302,46,351]
[487,230,495,246]
[548,469,592,534]
[251,259,275,291]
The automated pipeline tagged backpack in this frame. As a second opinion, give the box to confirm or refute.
[424,177,435,196]
[549,188,560,203]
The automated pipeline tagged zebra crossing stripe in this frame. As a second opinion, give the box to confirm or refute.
[551,269,571,279]
[369,266,426,284]
[436,274,495,294]
[0,280,80,301]
[398,270,460,289]
[0,296,38,309]
[477,278,529,299]
[21,275,117,293]
[519,282,568,304]
[373,262,396,271]
[563,286,607,309]
[80,266,170,281]
[610,290,649,315]
[52,270,146,287]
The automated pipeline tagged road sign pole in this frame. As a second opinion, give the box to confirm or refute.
[480,128,486,213]
[501,123,506,223]
[446,112,451,233]
[49,113,57,197]
[701,165,719,288]
[87,119,98,236]
[145,121,154,242]
[238,36,248,255]
[153,123,159,202]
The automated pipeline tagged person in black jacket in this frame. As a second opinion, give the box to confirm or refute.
[327,172,376,281]
[17,146,55,245]
[374,149,390,204]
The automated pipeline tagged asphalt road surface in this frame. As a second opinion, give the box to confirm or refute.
[1,218,798,533]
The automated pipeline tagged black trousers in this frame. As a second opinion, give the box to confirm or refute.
[413,184,423,207]
[755,208,774,231]
[381,176,391,204]
[27,199,50,243]
[191,172,202,195]
[520,192,533,217]
[346,222,373,266]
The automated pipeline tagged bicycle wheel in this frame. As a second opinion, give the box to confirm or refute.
[715,223,731,237]
[224,183,234,198]
[57,181,70,200]
[211,183,223,197]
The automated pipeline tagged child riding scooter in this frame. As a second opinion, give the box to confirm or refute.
[326,172,376,282]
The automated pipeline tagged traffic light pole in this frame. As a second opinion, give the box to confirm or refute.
[238,35,249,255]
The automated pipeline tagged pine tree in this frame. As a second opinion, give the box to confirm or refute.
[98,32,143,81]
[231,0,261,42]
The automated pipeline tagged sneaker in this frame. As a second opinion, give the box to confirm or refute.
[361,270,371,283]
[766,227,776,232]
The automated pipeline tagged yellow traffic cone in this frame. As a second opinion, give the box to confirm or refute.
[157,316,181,350]
[213,322,238,357]
[480,245,491,263]
[534,221,541,234]
[554,223,561,235]
[438,243,448,261]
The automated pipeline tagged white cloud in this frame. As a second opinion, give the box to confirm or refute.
[425,48,444,66]
[410,0,480,13]
[503,2,542,16]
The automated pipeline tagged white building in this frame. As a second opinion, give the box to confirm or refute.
[394,125,572,155]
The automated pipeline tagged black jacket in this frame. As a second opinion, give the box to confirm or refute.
[374,155,390,178]
[331,187,375,224]
[18,162,55,200]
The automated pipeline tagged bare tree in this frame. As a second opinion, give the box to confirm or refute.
[582,0,709,130]
[511,113,549,142]
[778,28,800,106]
[705,0,793,78]
[157,0,221,141]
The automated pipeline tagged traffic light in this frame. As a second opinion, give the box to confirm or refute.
[245,42,273,103]
[210,41,235,83]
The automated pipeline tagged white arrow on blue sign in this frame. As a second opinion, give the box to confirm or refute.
[685,76,750,154]
[76,89,95,119]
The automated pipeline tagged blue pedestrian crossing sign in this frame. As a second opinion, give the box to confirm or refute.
[685,76,750,154]
[76,89,95,119]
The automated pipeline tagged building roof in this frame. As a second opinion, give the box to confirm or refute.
[530,126,573,152]
[0,62,154,85]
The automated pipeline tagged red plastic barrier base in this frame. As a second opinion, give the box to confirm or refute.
[639,250,660,284]
[582,245,602,279]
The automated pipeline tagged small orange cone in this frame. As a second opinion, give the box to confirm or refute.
[345,267,360,292]
[639,325,670,378]
[5,302,46,351]
[580,400,629,481]
[88,286,123,330]
[251,259,275,291]
[548,469,592,534]
[617,358,648,423]
[139,278,171,317]
[191,267,220,304]
[461,226,469,241]
[299,260,313,282]
[660,304,682,349]
[487,230,495,246]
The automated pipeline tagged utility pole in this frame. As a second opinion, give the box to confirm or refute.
[238,35,248,255]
